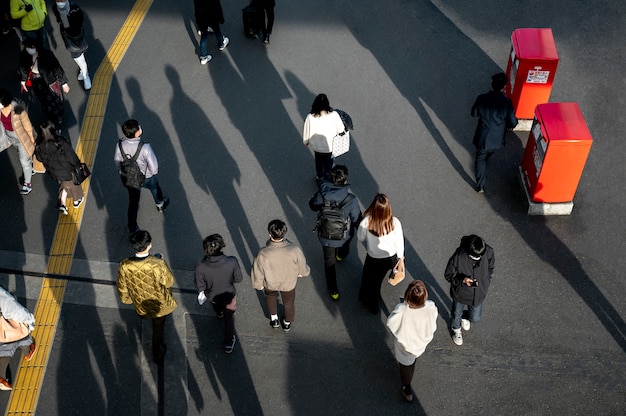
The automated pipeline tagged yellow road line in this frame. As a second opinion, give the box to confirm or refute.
[5,0,154,414]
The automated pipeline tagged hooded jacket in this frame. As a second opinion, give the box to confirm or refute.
[35,137,80,182]
[194,255,243,303]
[309,181,361,248]
[10,0,47,31]
[444,244,495,306]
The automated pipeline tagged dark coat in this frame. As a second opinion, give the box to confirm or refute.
[194,0,224,30]
[471,90,518,151]
[52,2,84,38]
[35,138,80,182]
[18,49,68,86]
[309,181,362,248]
[194,255,243,303]
[444,245,495,306]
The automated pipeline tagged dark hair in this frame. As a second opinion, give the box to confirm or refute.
[363,193,394,237]
[460,235,486,257]
[130,230,152,252]
[122,119,140,139]
[491,72,508,91]
[404,280,428,308]
[0,89,12,107]
[310,93,332,116]
[268,219,287,240]
[23,38,41,50]
[330,165,349,187]
[203,234,225,256]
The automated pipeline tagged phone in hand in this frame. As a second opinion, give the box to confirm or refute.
[470,279,478,287]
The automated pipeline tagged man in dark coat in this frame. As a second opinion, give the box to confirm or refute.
[193,0,229,65]
[309,165,362,300]
[471,72,518,193]
[444,235,495,346]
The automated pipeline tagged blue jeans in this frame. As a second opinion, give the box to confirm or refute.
[450,300,483,330]
[126,174,164,232]
[5,130,32,184]
[199,26,224,57]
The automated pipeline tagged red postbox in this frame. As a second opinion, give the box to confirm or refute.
[506,28,559,120]
[521,102,592,203]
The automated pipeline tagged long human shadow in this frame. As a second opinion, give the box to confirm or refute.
[164,65,260,271]
[334,0,626,353]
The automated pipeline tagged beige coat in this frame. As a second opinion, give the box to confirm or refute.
[251,239,310,292]
[1,100,44,172]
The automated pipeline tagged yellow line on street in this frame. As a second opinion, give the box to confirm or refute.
[5,0,153,414]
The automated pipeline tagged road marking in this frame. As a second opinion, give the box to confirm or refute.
[4,0,154,414]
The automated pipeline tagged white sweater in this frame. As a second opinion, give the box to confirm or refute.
[302,111,345,153]
[357,216,405,259]
[386,300,438,365]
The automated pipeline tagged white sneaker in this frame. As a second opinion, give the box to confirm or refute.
[452,329,463,346]
[83,75,91,90]
[461,318,471,331]
[200,55,212,65]
[219,36,229,51]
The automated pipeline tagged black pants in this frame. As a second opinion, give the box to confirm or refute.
[257,2,274,35]
[322,237,352,293]
[314,151,333,181]
[152,315,167,362]
[359,254,395,313]
[399,361,415,386]
[211,294,237,346]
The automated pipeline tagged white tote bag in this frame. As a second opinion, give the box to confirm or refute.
[332,131,350,158]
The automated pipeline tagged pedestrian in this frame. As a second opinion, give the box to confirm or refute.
[251,219,310,332]
[18,38,70,129]
[193,0,229,65]
[302,93,346,182]
[471,72,518,193]
[251,0,274,44]
[308,164,361,300]
[0,88,42,196]
[386,280,438,403]
[34,120,84,215]
[444,234,495,346]
[116,230,177,363]
[194,234,243,354]
[52,0,91,90]
[114,119,169,235]
[0,286,37,391]
[357,193,404,314]
[10,0,47,47]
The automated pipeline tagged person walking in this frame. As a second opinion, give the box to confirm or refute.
[114,119,169,235]
[18,38,70,129]
[116,230,177,363]
[52,0,91,90]
[0,286,37,391]
[444,234,495,346]
[357,193,404,314]
[10,0,47,47]
[193,0,229,65]
[251,0,274,44]
[386,280,437,403]
[0,88,42,195]
[194,234,243,354]
[34,120,84,215]
[471,72,518,193]
[302,93,346,182]
[308,165,361,300]
[251,219,310,332]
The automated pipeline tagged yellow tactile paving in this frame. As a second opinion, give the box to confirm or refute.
[5,0,154,414]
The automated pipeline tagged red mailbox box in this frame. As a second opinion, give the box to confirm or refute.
[506,28,559,120]
[521,103,592,203]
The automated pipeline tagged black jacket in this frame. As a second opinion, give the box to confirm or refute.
[471,90,518,151]
[444,245,495,306]
[52,2,84,38]
[19,49,68,86]
[309,181,362,248]
[194,0,224,30]
[35,138,80,182]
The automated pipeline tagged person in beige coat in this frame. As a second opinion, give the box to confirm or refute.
[251,219,310,332]
[0,89,44,195]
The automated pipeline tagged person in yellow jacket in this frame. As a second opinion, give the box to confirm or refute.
[10,0,48,47]
[117,230,178,363]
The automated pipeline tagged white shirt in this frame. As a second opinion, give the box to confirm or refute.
[357,215,405,259]
[302,110,345,153]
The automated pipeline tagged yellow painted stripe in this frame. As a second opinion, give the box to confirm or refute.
[5,0,154,414]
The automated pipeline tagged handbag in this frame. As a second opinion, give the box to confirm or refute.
[49,80,63,99]
[332,131,350,158]
[61,27,88,53]
[72,163,91,185]
[0,316,30,343]
[388,257,406,286]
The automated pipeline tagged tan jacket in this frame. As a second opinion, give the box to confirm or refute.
[1,100,36,156]
[117,255,178,319]
[251,239,310,291]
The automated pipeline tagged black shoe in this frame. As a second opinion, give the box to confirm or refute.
[281,319,291,333]
[216,311,224,318]
[263,34,270,45]
[475,185,484,193]
[157,197,170,212]
[401,385,413,402]
[224,335,236,354]
[269,318,280,329]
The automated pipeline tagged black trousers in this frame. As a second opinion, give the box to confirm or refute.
[152,315,167,362]
[359,254,395,313]
[322,237,352,293]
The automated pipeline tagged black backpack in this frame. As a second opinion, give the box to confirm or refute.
[315,194,355,240]
[118,140,146,189]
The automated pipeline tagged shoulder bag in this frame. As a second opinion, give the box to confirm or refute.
[0,316,30,343]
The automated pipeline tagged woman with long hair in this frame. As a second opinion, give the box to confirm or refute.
[302,93,346,182]
[357,193,404,313]
[34,120,83,215]
[386,280,438,402]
